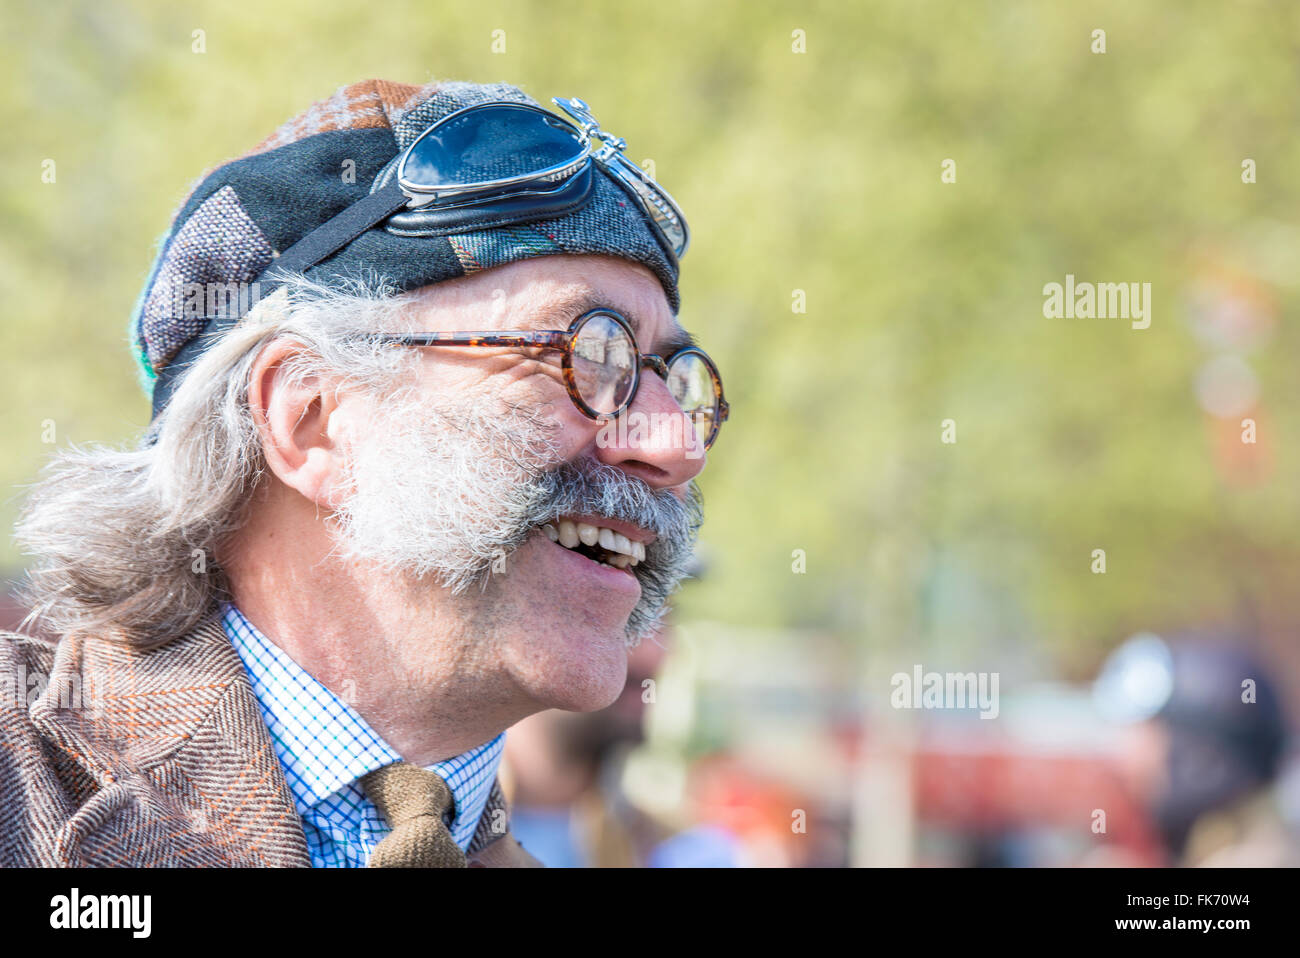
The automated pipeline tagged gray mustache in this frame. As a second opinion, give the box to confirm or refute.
[522,458,704,641]
[531,459,702,543]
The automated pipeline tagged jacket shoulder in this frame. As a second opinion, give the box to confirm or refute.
[0,629,58,721]
[0,626,56,663]
[0,629,93,866]
[0,628,57,719]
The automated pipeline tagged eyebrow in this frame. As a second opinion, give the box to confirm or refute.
[538,287,698,356]
[654,324,698,359]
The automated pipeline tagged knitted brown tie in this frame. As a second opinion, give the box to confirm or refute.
[360,762,467,868]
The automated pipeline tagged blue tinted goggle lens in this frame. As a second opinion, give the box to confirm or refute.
[399,103,587,194]
[394,98,688,261]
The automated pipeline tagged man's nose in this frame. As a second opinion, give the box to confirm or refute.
[591,364,706,488]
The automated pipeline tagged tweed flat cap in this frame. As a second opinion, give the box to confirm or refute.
[131,78,682,412]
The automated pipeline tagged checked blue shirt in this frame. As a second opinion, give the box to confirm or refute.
[222,602,504,867]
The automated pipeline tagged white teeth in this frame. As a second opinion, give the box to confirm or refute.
[545,519,647,567]
[558,520,579,549]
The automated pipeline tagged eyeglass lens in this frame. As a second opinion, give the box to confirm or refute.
[666,351,719,450]
[570,314,721,448]
[571,314,637,414]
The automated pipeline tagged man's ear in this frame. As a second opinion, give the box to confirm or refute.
[247,339,348,508]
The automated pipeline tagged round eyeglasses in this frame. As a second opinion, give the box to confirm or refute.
[370,309,729,451]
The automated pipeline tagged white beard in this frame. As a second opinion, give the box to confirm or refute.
[330,390,703,644]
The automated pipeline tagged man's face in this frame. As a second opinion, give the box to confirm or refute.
[326,254,707,713]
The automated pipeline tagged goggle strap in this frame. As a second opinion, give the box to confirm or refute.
[150,181,410,423]
[257,179,410,289]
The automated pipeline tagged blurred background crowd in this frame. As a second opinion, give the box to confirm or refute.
[4,0,1299,865]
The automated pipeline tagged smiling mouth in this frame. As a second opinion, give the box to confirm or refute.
[540,518,647,571]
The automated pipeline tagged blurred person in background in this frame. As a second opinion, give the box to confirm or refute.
[505,556,752,867]
[505,669,829,866]
[1095,631,1297,866]
[504,632,677,867]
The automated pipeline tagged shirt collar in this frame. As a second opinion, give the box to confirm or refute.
[221,602,504,844]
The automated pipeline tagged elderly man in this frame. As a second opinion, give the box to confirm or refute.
[1,79,727,868]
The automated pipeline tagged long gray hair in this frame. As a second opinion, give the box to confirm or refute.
[14,276,417,648]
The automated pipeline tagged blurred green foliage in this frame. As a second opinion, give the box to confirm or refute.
[3,0,1298,663]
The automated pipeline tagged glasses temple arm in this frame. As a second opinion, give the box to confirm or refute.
[368,330,570,349]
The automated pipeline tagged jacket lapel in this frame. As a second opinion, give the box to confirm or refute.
[468,831,544,867]
[28,611,539,868]
[29,612,311,867]
[464,777,544,867]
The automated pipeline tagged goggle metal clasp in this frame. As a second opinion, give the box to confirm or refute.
[553,97,627,163]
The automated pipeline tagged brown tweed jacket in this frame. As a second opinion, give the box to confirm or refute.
[0,611,541,868]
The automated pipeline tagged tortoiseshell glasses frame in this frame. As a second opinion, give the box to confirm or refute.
[367,308,730,450]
